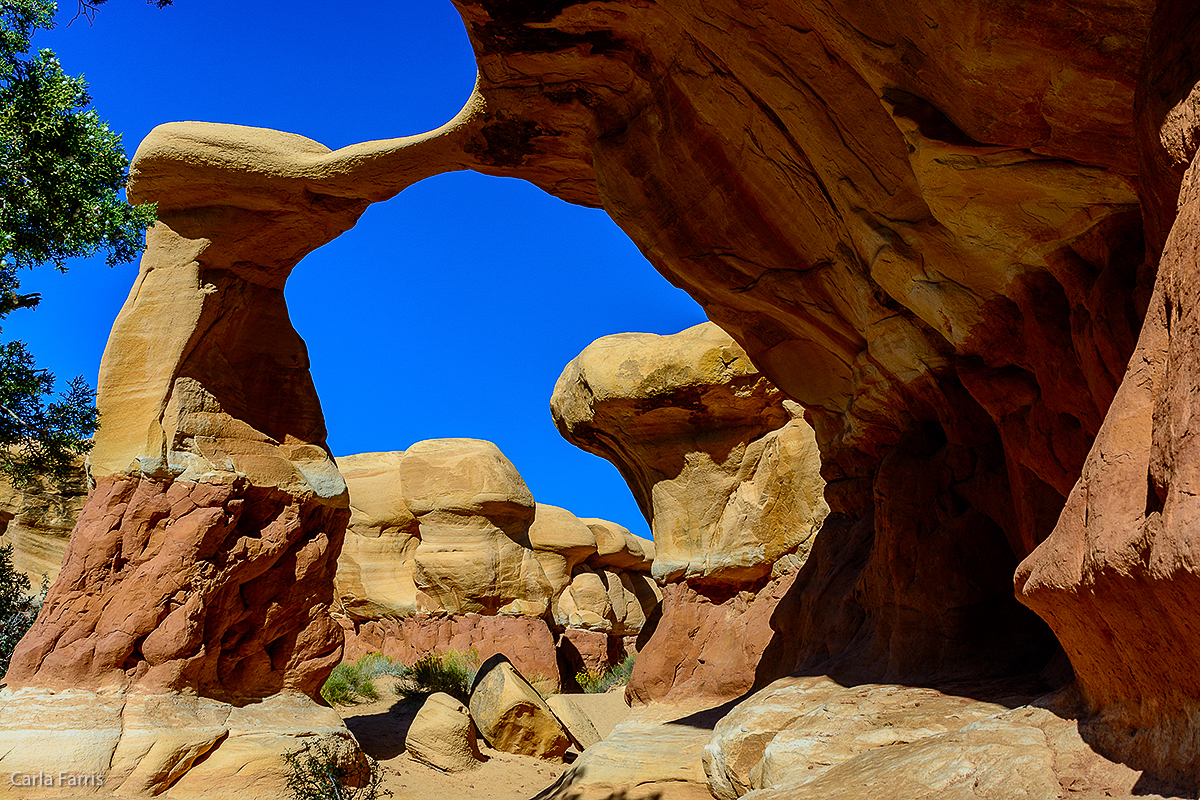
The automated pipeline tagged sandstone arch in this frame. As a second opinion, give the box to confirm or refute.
[5,0,1200,793]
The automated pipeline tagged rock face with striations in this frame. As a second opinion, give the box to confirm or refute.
[553,323,829,703]
[553,323,828,588]
[0,459,87,588]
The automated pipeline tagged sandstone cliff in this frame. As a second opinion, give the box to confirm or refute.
[0,461,86,588]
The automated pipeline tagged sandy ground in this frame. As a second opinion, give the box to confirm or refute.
[337,681,632,800]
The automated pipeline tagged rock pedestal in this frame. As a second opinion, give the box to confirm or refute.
[0,122,442,797]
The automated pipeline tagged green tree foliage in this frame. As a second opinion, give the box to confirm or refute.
[0,0,159,484]
[0,543,44,675]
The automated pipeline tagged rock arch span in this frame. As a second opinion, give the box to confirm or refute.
[1,0,1200,794]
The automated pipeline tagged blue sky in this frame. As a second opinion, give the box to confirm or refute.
[6,0,708,539]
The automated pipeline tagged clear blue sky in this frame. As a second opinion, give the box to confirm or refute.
[5,0,708,539]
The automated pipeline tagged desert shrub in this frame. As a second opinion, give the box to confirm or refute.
[576,653,636,694]
[394,648,480,704]
[284,739,389,800]
[320,653,405,706]
[0,544,45,676]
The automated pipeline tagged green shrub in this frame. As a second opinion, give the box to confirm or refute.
[394,648,480,704]
[576,653,636,694]
[284,739,389,800]
[320,653,404,706]
[0,543,45,676]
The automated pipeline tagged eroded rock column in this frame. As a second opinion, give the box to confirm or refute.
[0,124,380,798]
[552,323,829,703]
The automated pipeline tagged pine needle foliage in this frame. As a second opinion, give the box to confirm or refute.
[0,542,44,675]
[0,0,160,485]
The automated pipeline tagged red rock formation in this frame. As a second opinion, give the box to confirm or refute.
[627,576,799,706]
[0,125,383,798]
[10,0,1199,789]
[446,0,1148,688]
[339,614,562,692]
[7,477,345,700]
[1016,0,1200,784]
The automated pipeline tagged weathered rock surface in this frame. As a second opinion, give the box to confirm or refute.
[446,0,1155,751]
[0,459,86,588]
[334,451,420,620]
[553,324,829,704]
[469,656,571,762]
[703,676,1165,800]
[1,123,379,795]
[556,628,629,685]
[20,0,1200,788]
[335,445,658,635]
[332,446,656,692]
[546,694,602,751]
[400,438,552,617]
[627,576,798,706]
[1015,1,1200,784]
[405,692,485,773]
[0,689,363,799]
[534,700,732,800]
[553,323,828,588]
[542,682,1160,800]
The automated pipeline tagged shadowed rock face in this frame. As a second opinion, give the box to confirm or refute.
[443,0,1150,689]
[0,461,87,588]
[1016,0,1200,784]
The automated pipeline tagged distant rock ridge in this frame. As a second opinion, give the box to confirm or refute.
[334,440,659,632]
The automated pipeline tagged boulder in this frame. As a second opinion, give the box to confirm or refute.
[469,655,571,761]
[546,694,603,751]
[405,692,484,773]
[401,438,554,616]
[552,323,828,588]
[702,677,1151,800]
[703,677,1018,799]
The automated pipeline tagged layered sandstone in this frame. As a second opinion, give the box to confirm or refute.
[552,323,828,588]
[13,0,1200,790]
[553,323,829,703]
[0,125,387,797]
[336,444,657,627]
[0,458,86,588]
